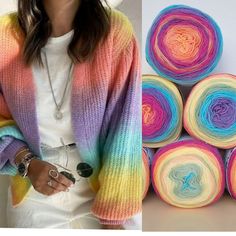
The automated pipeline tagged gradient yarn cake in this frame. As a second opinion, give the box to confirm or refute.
[142,147,155,199]
[184,74,236,149]
[146,5,223,85]
[225,148,236,200]
[142,75,183,148]
[151,138,225,208]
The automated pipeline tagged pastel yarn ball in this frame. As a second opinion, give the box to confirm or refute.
[225,148,236,199]
[142,147,154,199]
[151,138,225,208]
[146,5,223,85]
[142,75,183,148]
[184,74,236,149]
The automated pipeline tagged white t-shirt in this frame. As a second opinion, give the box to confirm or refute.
[32,30,76,147]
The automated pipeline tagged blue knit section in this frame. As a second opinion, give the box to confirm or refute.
[0,125,25,141]
[0,125,26,175]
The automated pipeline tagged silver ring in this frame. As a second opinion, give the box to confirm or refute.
[47,180,53,187]
[49,169,59,179]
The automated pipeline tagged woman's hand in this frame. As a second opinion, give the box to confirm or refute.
[27,159,74,196]
[14,147,74,196]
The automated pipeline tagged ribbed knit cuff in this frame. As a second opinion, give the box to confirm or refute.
[100,219,126,225]
[5,139,28,167]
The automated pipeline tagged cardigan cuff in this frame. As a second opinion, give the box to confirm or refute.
[5,139,28,167]
[100,218,126,225]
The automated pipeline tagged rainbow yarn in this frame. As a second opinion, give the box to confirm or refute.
[146,5,223,85]
[142,147,154,199]
[151,138,225,208]
[225,148,236,200]
[184,74,236,149]
[142,75,183,148]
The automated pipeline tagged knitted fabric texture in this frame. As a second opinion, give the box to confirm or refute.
[142,74,183,148]
[142,147,154,199]
[146,5,223,85]
[0,10,142,222]
[184,73,236,149]
[225,148,236,199]
[151,137,225,208]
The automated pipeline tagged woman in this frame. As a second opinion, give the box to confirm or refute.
[0,0,141,229]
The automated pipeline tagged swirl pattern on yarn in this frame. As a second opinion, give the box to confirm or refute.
[142,147,153,199]
[225,148,236,200]
[184,74,236,149]
[169,163,202,199]
[146,5,223,85]
[151,138,225,208]
[142,75,183,148]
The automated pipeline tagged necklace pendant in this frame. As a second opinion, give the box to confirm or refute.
[54,110,63,120]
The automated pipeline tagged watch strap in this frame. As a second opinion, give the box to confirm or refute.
[17,153,37,178]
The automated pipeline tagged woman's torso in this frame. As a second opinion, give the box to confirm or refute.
[32,29,76,147]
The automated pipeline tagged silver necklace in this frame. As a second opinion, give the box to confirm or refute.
[43,51,74,120]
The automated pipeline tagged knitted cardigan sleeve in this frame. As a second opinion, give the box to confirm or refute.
[0,14,28,175]
[0,91,27,175]
[91,28,142,222]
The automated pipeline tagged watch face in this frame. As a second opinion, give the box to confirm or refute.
[76,163,93,178]
[18,162,26,175]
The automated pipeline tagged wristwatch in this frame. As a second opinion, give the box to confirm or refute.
[17,153,36,178]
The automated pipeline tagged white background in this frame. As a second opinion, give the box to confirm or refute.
[0,0,141,228]
[142,0,236,76]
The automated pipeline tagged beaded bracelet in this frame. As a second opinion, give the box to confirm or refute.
[14,147,32,166]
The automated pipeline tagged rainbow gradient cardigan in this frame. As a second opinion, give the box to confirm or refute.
[0,9,142,222]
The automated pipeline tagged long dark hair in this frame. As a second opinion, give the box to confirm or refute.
[17,0,111,66]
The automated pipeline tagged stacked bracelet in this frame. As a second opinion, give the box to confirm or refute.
[14,147,30,165]
[15,148,37,178]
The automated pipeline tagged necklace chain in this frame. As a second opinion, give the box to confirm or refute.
[43,51,74,120]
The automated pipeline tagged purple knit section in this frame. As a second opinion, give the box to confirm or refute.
[2,57,41,157]
[70,63,104,176]
[0,136,14,168]
[0,136,26,168]
[7,139,28,167]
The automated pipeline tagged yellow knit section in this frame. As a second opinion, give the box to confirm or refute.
[10,175,31,207]
[0,119,15,128]
[109,9,135,56]
[0,12,19,29]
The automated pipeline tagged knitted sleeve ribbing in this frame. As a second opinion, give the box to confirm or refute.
[0,13,28,175]
[0,91,27,175]
[91,34,142,222]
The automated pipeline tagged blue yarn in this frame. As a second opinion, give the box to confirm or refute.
[0,125,25,141]
[169,163,202,199]
[182,172,197,191]
[197,89,236,138]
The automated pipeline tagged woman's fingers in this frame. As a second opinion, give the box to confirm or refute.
[33,182,59,196]
[34,179,69,196]
[50,171,74,188]
[47,178,69,192]
[28,159,74,196]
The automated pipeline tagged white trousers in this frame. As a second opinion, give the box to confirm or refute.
[6,143,142,229]
[7,143,100,229]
